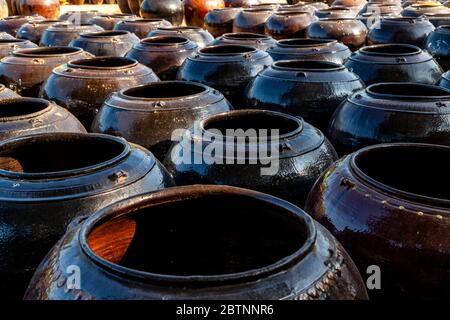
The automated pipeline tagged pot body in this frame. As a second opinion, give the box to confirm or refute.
[184,0,225,27]
[69,31,140,57]
[126,36,198,80]
[233,8,273,34]
[148,26,214,49]
[210,32,276,51]
[265,11,318,40]
[0,132,174,300]
[118,0,132,14]
[128,0,143,16]
[89,14,137,31]
[401,4,450,17]
[422,12,450,27]
[114,18,171,39]
[59,10,99,25]
[41,57,160,129]
[345,44,443,85]
[0,39,37,59]
[267,38,352,64]
[40,23,105,47]
[17,20,59,44]
[204,7,242,38]
[424,26,450,71]
[140,0,184,26]
[315,7,357,18]
[19,0,60,19]
[0,15,43,37]
[0,47,93,97]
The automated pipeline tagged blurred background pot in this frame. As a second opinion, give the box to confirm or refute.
[40,22,104,47]
[233,8,273,34]
[204,7,242,38]
[210,32,276,51]
[401,3,450,17]
[17,20,59,44]
[118,0,132,14]
[0,39,37,59]
[140,0,184,26]
[148,26,214,48]
[69,31,140,57]
[0,15,44,37]
[89,13,137,30]
[424,25,450,71]
[184,0,225,27]
[421,12,450,27]
[59,10,99,24]
[18,0,60,20]
[315,7,356,18]
[114,18,171,39]
[264,11,318,40]
[128,0,143,16]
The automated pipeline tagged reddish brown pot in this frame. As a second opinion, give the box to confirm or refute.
[211,32,277,51]
[89,13,137,31]
[127,0,142,16]
[184,0,225,27]
[0,39,37,59]
[118,0,132,14]
[17,19,59,44]
[19,0,60,19]
[204,7,242,38]
[265,11,318,40]
[233,8,273,34]
[114,18,172,39]
[140,0,185,26]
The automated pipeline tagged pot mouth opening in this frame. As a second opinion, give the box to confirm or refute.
[0,133,130,179]
[121,81,208,100]
[81,31,129,38]
[14,46,83,57]
[0,98,50,120]
[273,60,344,71]
[383,16,424,22]
[318,7,351,12]
[277,38,337,47]
[222,32,270,40]
[68,56,137,70]
[200,44,256,55]
[360,44,421,55]
[275,11,311,16]
[0,39,28,44]
[81,185,316,285]
[124,18,165,23]
[318,17,357,21]
[157,26,201,32]
[141,35,189,45]
[366,82,450,99]
[30,19,59,25]
[243,8,273,13]
[351,144,450,208]
[438,24,450,29]
[51,23,97,29]
[100,13,136,18]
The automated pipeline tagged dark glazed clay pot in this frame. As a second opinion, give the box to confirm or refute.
[437,69,450,89]
[69,31,140,57]
[0,46,93,97]
[0,39,37,59]
[345,43,443,85]
[401,3,450,17]
[0,15,44,37]
[210,32,276,51]
[264,11,318,40]
[233,8,273,34]
[267,38,352,64]
[328,83,450,154]
[367,17,435,47]
[245,60,364,133]
[425,25,450,71]
[118,0,132,14]
[17,20,59,44]
[92,81,232,160]
[0,97,87,141]
[421,12,450,27]
[128,0,143,16]
[140,0,184,26]
[164,110,338,207]
[315,7,356,18]
[248,2,280,10]
[148,26,214,48]
[305,18,368,50]
[305,143,450,299]
[88,14,137,31]
[177,45,272,107]
[59,10,99,25]
[224,0,261,6]
[0,132,173,300]
[114,18,171,39]
[41,56,159,129]
[204,7,242,38]
[25,184,368,300]
[40,23,104,47]
[126,36,197,80]
[184,0,225,27]
[19,0,60,19]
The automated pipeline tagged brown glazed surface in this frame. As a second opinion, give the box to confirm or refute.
[40,22,104,46]
[140,0,184,26]
[69,31,140,57]
[210,32,277,51]
[184,0,225,27]
[305,143,450,299]
[114,18,171,38]
[19,0,60,19]
[233,8,274,34]
[265,11,318,40]
[17,20,59,44]
[148,26,214,48]
[0,39,37,59]
[0,15,44,37]
[25,185,368,300]
[204,7,242,38]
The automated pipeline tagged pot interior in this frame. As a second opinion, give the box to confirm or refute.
[278,38,335,46]
[142,36,188,44]
[0,39,28,44]
[361,44,421,55]
[69,56,136,69]
[16,46,82,56]
[274,60,342,71]
[87,191,309,277]
[200,45,256,55]
[223,32,269,39]
[0,98,48,119]
[367,83,450,98]
[123,82,207,99]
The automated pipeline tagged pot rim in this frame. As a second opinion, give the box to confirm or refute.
[0,97,52,122]
[79,30,131,38]
[272,59,345,72]
[25,19,60,25]
[140,35,190,46]
[222,32,272,40]
[13,46,85,58]
[97,13,137,18]
[79,185,317,286]
[67,56,138,70]
[359,43,422,56]
[199,44,258,56]
[276,38,338,47]
[381,16,428,23]
[366,82,450,100]
[156,26,203,33]
[273,10,312,16]
[120,18,168,24]
[0,39,30,45]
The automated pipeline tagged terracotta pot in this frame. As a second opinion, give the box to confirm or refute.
[422,12,450,26]
[424,25,450,71]
[177,45,272,106]
[184,0,225,27]
[148,26,214,49]
[0,15,44,37]
[114,18,172,39]
[69,31,140,57]
[0,46,93,97]
[40,23,104,47]
[164,110,338,207]
[204,7,242,38]
[140,0,184,26]
[305,143,450,299]
[0,132,173,299]
[210,32,276,51]
[0,38,37,59]
[267,38,351,64]
[41,56,160,129]
[245,60,364,133]
[264,11,318,40]
[25,184,367,300]
[401,3,450,17]
[126,36,197,80]
[233,8,273,34]
[89,13,137,31]
[19,0,60,20]
[17,19,59,44]
[224,0,261,6]
[118,0,132,14]
[92,81,232,160]
[128,0,142,16]
[315,7,357,18]
[0,84,20,99]
[345,43,442,85]
[306,18,368,50]
[59,10,99,25]
[5,0,14,16]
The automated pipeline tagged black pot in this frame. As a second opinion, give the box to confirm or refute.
[113,18,172,39]
[148,26,214,49]
[164,109,338,207]
[17,20,59,44]
[69,31,140,57]
[140,0,184,26]
[40,23,104,47]
[177,45,273,107]
[210,32,277,51]
[425,25,450,71]
[344,43,443,85]
[0,132,174,299]
[204,7,242,38]
[88,13,137,30]
[0,39,37,59]
[245,60,364,133]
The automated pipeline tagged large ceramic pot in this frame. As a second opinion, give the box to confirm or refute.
[264,11,318,40]
[69,31,140,57]
[233,8,273,34]
[367,17,434,47]
[210,32,276,51]
[92,81,232,160]
[140,0,184,26]
[245,60,364,133]
[19,0,60,19]
[126,36,197,80]
[118,0,132,14]
[0,132,173,300]
[328,83,450,154]
[0,97,87,141]
[401,3,450,17]
[0,15,44,37]
[0,46,93,97]
[305,143,450,299]
[345,43,442,85]
[315,7,357,18]
[204,7,242,38]
[40,23,104,47]
[184,0,225,27]
[267,38,352,64]
[425,25,450,71]
[421,12,450,27]
[0,39,37,59]
[305,18,368,50]
[148,26,214,48]
[177,45,272,107]
[17,20,59,44]
[25,184,368,300]
[164,110,338,207]
[224,0,261,6]
[88,14,137,31]
[114,18,171,39]
[41,56,160,129]
[59,10,99,25]
[127,0,143,16]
